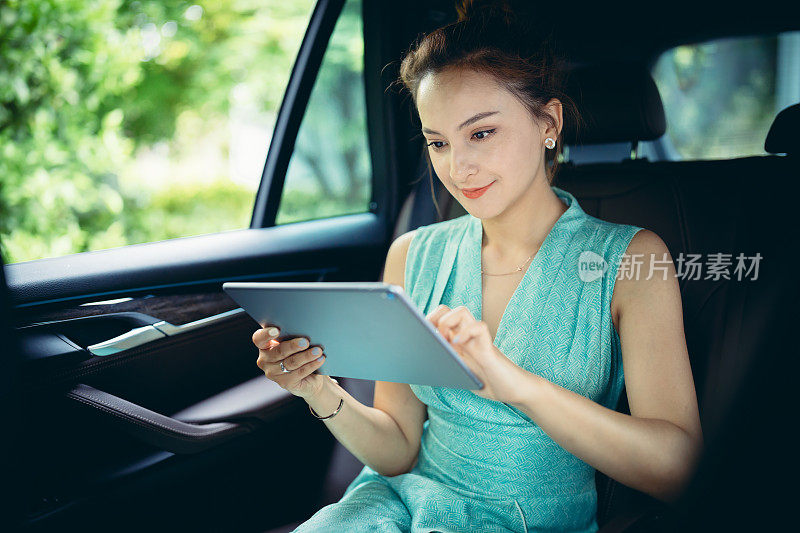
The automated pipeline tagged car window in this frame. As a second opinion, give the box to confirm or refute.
[276,0,371,225]
[0,0,316,264]
[651,30,800,160]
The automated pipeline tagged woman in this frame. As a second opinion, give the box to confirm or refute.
[253,1,703,531]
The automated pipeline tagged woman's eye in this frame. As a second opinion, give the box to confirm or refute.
[473,128,496,140]
[426,129,495,151]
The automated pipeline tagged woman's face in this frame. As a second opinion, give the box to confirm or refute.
[416,68,558,218]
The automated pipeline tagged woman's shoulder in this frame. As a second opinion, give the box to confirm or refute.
[576,211,646,247]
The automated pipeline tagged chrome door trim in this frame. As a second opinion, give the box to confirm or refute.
[88,308,246,357]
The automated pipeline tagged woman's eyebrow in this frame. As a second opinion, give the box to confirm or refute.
[422,110,500,135]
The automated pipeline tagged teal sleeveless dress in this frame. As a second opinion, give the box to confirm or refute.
[294,185,645,532]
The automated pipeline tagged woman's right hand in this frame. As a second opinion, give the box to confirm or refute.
[253,326,327,400]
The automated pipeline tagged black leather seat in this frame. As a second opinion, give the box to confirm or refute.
[662,104,798,531]
[554,106,798,529]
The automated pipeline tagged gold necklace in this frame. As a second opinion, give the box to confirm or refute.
[480,252,535,276]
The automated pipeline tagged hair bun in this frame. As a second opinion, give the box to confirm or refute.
[455,0,515,24]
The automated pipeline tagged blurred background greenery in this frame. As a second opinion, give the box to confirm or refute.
[651,34,795,160]
[0,0,371,264]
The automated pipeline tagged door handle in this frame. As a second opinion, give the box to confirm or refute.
[87,308,246,356]
[67,383,251,454]
[85,325,165,357]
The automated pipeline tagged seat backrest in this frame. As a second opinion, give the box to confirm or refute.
[555,131,795,524]
[669,106,797,530]
[671,228,798,532]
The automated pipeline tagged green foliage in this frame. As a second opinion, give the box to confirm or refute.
[0,0,315,264]
[277,188,368,226]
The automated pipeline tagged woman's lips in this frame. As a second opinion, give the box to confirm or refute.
[462,181,494,199]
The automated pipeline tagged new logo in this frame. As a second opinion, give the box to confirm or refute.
[578,251,608,282]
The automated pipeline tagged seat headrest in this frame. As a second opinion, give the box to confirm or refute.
[765,103,799,155]
[561,63,666,145]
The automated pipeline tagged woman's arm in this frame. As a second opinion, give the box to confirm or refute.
[507,230,704,503]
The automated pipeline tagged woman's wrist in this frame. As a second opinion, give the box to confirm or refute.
[304,376,343,418]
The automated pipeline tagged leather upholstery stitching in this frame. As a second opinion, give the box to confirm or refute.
[66,387,243,442]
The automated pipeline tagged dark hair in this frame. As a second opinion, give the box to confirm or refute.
[392,0,582,219]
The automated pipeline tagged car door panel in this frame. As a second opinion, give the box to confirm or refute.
[8,216,387,530]
[5,151,388,531]
[3,0,396,530]
[12,283,354,529]
[20,388,333,532]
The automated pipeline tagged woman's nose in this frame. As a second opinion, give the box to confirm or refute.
[449,147,476,181]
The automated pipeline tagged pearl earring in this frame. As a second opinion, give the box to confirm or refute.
[544,137,556,149]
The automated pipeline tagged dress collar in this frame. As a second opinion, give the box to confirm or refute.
[461,185,586,349]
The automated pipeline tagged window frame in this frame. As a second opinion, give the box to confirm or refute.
[644,31,800,162]
[251,0,400,241]
[250,0,348,229]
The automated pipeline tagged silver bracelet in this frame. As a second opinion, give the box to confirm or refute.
[309,398,344,420]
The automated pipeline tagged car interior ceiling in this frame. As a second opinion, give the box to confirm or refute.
[394,0,800,67]
[2,1,799,532]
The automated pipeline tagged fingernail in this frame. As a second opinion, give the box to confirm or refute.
[298,338,309,348]
[453,334,460,344]
[316,355,325,362]
[267,327,279,337]
[311,347,321,356]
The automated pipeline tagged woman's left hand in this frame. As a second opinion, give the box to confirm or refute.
[426,304,527,404]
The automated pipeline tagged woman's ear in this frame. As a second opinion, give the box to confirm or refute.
[542,98,563,140]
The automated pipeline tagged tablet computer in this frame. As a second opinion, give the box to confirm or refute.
[222,281,483,389]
